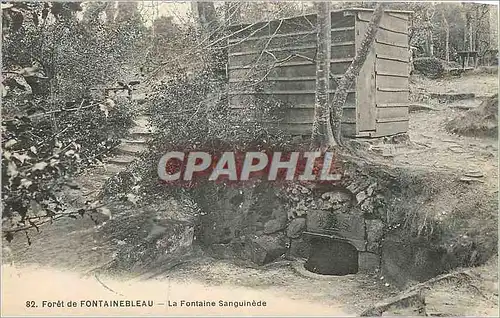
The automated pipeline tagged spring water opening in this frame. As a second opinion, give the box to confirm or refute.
[304,237,359,276]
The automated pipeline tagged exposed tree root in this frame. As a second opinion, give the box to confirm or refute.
[360,290,426,317]
[360,270,488,316]
[406,271,473,293]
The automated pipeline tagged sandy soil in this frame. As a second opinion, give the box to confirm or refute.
[1,214,395,317]
[1,264,350,317]
[360,73,499,191]
[411,73,498,98]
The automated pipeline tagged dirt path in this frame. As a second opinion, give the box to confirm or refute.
[2,213,392,317]
[357,73,498,191]
[1,265,350,317]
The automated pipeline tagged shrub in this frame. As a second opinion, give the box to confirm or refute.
[413,57,445,79]
[445,94,498,138]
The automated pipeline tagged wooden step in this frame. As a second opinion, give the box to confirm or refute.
[101,164,124,174]
[129,131,153,140]
[129,126,154,134]
[106,155,136,166]
[120,138,147,144]
[429,93,475,103]
[133,116,151,125]
[116,143,146,156]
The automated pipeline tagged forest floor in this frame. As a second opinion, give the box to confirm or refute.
[2,71,499,317]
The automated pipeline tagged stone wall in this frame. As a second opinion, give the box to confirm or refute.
[194,162,389,274]
[189,159,497,288]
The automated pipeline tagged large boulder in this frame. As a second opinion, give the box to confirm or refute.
[242,234,287,266]
[286,218,306,238]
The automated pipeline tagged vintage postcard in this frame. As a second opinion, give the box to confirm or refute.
[1,1,498,317]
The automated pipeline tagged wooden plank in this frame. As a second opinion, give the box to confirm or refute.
[228,33,317,53]
[230,76,315,82]
[229,64,317,79]
[290,105,356,109]
[228,44,318,57]
[228,39,316,55]
[376,90,409,105]
[330,12,356,28]
[388,12,410,21]
[273,122,356,137]
[376,58,408,75]
[373,121,409,137]
[376,107,409,120]
[332,26,355,32]
[355,19,376,132]
[331,57,353,63]
[278,123,312,135]
[331,43,356,59]
[233,103,355,110]
[330,60,352,75]
[376,117,409,123]
[376,74,409,90]
[341,123,356,137]
[358,11,408,34]
[344,8,413,15]
[332,41,355,47]
[356,131,374,137]
[283,108,314,124]
[228,60,314,70]
[377,103,410,108]
[331,27,356,43]
[229,78,353,92]
[342,108,356,123]
[376,28,408,48]
[376,54,408,63]
[377,88,409,93]
[229,91,356,109]
[229,80,313,92]
[375,42,409,60]
[376,72,408,78]
[228,89,355,95]
[229,15,317,40]
[228,50,316,68]
[376,39,407,49]
[281,108,354,125]
[228,30,316,44]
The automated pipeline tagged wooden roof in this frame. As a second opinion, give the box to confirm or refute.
[229,7,413,28]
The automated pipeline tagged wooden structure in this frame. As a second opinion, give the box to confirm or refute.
[457,51,478,69]
[227,8,412,138]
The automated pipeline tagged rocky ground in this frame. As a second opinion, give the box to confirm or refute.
[2,71,499,317]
